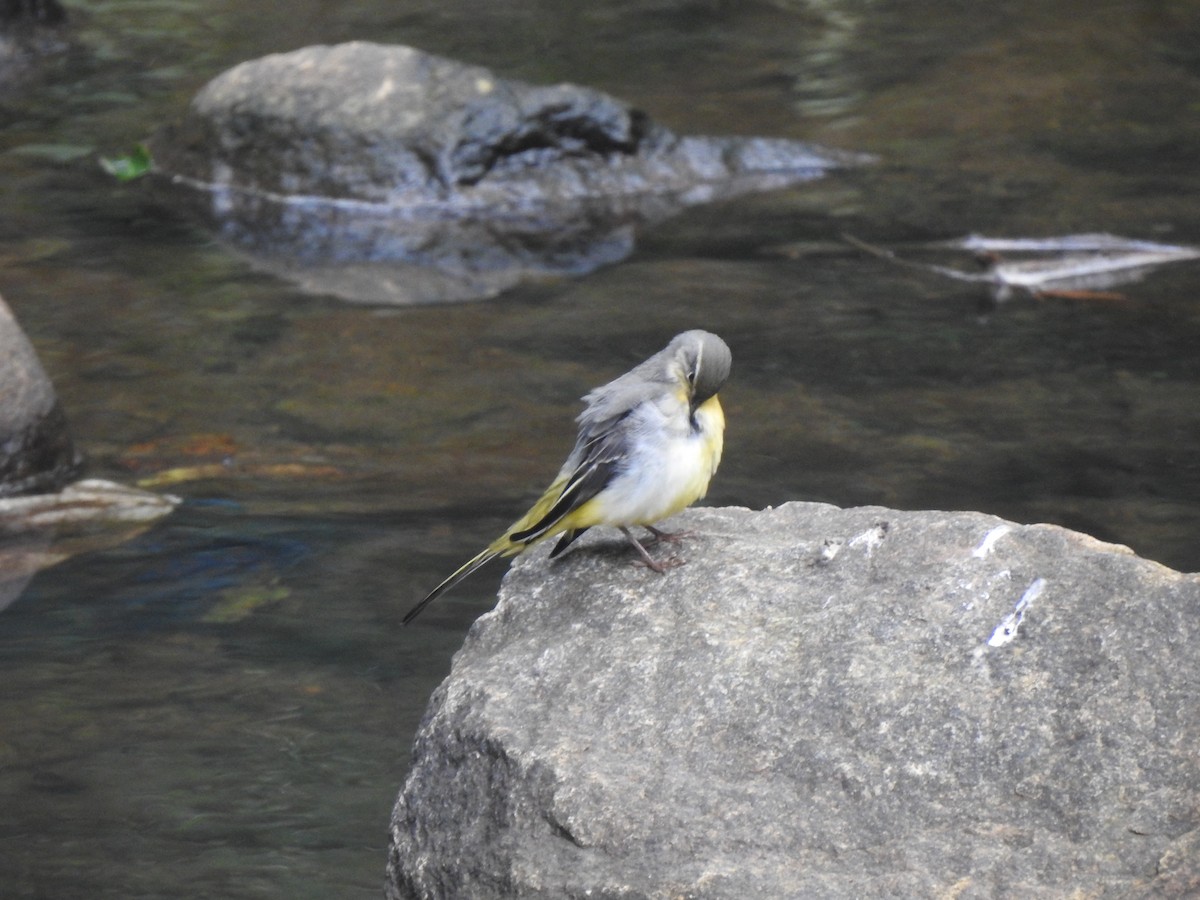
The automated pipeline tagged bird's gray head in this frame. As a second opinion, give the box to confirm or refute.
[671,330,732,406]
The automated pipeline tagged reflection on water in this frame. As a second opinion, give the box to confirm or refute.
[2,0,1199,896]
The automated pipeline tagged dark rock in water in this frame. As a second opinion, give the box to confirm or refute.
[0,0,66,27]
[0,294,80,497]
[0,0,65,28]
[387,503,1200,899]
[150,42,870,304]
[0,0,67,84]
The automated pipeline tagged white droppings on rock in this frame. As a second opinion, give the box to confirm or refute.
[987,577,1046,648]
[848,523,888,557]
[973,524,1011,558]
[374,76,397,101]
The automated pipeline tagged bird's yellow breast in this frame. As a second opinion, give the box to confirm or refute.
[696,393,725,477]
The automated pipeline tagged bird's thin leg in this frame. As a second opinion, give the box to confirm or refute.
[620,527,684,573]
[643,524,695,546]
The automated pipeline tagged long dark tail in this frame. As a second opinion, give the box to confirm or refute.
[549,527,590,559]
[402,548,500,625]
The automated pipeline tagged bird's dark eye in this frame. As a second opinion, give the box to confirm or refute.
[687,365,698,384]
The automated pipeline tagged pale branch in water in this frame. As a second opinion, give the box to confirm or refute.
[841,232,1200,302]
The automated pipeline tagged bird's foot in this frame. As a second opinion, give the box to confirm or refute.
[631,554,686,573]
[620,525,685,574]
[642,525,695,546]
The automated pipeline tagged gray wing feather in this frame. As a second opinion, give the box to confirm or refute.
[577,348,672,435]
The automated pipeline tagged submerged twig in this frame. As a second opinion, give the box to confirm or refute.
[842,232,1200,302]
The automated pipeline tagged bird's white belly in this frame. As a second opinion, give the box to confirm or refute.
[589,417,719,527]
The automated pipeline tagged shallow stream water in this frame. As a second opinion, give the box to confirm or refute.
[2,1,1199,896]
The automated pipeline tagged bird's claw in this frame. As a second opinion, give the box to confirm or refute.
[631,554,686,573]
[643,526,695,546]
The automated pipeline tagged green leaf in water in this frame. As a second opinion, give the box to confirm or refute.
[99,143,153,181]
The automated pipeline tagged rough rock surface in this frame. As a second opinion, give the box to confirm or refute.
[150,42,869,303]
[0,294,79,497]
[387,502,1200,899]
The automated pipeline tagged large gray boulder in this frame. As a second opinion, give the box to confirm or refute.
[387,502,1200,899]
[0,294,79,497]
[150,42,869,303]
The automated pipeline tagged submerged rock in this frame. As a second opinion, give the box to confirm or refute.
[387,502,1200,899]
[150,42,870,303]
[0,294,79,497]
[0,478,181,611]
[0,294,178,611]
[0,0,68,85]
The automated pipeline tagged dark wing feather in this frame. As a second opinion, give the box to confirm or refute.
[509,420,629,545]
